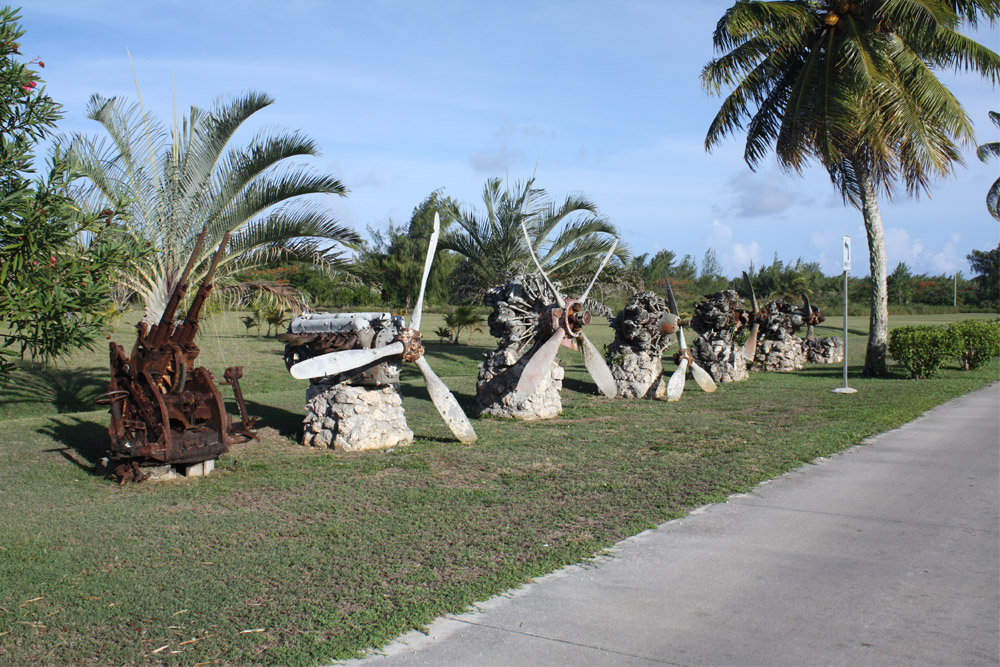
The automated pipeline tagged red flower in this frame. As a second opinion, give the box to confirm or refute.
[50,256,56,264]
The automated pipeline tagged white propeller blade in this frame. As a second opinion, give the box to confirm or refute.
[743,322,760,362]
[409,212,440,332]
[579,332,617,397]
[414,356,477,443]
[742,270,760,362]
[690,360,717,393]
[579,239,618,304]
[519,220,566,309]
[666,358,688,402]
[290,342,404,380]
[513,328,566,401]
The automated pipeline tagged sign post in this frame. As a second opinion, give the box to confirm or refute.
[832,235,857,394]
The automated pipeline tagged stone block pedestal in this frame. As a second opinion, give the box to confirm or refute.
[303,383,413,451]
[475,347,564,420]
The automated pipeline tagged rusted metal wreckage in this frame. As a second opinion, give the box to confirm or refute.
[97,230,257,483]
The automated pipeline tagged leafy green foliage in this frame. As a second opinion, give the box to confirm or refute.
[967,244,999,309]
[440,176,627,302]
[68,88,361,325]
[888,325,961,379]
[443,305,484,344]
[977,111,1000,220]
[948,319,1000,370]
[887,262,914,305]
[0,6,150,376]
[355,191,462,309]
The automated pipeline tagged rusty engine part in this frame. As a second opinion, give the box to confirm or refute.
[278,312,406,386]
[608,291,677,354]
[98,229,257,480]
[690,290,750,337]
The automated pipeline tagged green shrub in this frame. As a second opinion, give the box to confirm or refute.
[888,325,960,379]
[947,319,1000,370]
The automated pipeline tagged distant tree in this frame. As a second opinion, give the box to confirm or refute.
[697,247,729,293]
[967,244,999,309]
[441,176,627,301]
[887,262,914,305]
[702,0,1000,377]
[68,91,360,325]
[630,249,677,289]
[355,190,462,308]
[977,111,1000,220]
[0,6,150,377]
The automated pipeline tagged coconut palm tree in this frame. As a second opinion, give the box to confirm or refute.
[702,0,1000,376]
[68,91,361,325]
[977,110,1000,220]
[440,176,628,301]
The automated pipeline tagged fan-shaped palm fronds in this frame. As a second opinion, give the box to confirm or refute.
[68,91,361,324]
[977,110,1000,220]
[702,0,1000,376]
[440,176,628,300]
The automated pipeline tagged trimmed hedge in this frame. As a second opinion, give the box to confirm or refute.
[948,319,1000,370]
[888,325,960,379]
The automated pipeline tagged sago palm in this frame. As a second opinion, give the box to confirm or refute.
[702,0,1000,376]
[440,176,627,301]
[977,110,1000,219]
[68,91,361,325]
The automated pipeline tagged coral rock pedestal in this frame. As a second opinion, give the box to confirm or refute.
[804,336,845,364]
[476,347,564,420]
[753,336,807,372]
[609,349,664,398]
[303,382,413,451]
[691,336,748,384]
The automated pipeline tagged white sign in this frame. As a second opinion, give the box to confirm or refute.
[842,235,852,272]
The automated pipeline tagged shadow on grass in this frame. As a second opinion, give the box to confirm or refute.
[243,399,303,440]
[422,342,489,365]
[561,376,604,396]
[2,365,108,413]
[38,416,109,474]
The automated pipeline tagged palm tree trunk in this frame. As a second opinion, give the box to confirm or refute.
[855,160,889,377]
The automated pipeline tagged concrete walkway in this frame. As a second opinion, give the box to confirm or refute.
[349,383,1000,666]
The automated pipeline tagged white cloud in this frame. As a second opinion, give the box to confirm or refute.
[718,170,797,218]
[704,220,761,275]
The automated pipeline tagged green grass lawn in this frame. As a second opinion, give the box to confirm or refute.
[0,311,996,665]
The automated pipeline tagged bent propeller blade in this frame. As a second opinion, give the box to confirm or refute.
[513,328,566,401]
[579,239,619,304]
[414,356,477,443]
[290,342,405,380]
[690,360,717,393]
[409,212,441,332]
[519,220,566,309]
[666,358,688,402]
[741,270,759,362]
[579,332,617,397]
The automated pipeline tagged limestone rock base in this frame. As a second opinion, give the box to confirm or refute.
[475,346,564,420]
[804,336,845,364]
[609,350,664,398]
[753,337,807,372]
[692,336,748,383]
[303,383,413,451]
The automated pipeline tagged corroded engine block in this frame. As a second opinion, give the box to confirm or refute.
[606,292,674,398]
[280,312,405,386]
[688,290,750,384]
[477,274,564,419]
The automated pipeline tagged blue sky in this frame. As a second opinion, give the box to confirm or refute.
[23,0,1000,278]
